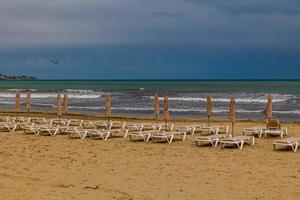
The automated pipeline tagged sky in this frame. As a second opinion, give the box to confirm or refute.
[0,0,300,79]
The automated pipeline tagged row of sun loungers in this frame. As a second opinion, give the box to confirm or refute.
[0,116,299,151]
[195,135,255,150]
[242,119,288,139]
[0,116,188,144]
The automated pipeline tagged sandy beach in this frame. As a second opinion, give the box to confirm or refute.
[0,115,300,200]
[2,0,300,198]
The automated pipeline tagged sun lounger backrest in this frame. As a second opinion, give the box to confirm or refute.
[267,119,281,130]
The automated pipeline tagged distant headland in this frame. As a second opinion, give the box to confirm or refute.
[0,73,38,80]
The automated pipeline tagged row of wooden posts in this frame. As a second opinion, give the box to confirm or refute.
[14,92,273,135]
[14,92,170,120]
[14,92,113,119]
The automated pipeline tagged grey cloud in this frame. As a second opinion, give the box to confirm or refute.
[184,0,300,16]
[0,0,300,50]
[149,11,185,18]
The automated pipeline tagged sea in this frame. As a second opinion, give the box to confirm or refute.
[0,80,300,121]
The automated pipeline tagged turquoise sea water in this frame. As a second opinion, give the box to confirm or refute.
[0,80,300,93]
[0,80,299,121]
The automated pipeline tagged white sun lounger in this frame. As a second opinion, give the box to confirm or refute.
[167,130,187,141]
[199,127,219,135]
[273,137,300,152]
[211,125,229,134]
[81,120,96,128]
[67,127,88,139]
[264,129,288,139]
[88,129,111,140]
[141,124,162,131]
[0,122,18,133]
[195,134,226,147]
[242,127,265,138]
[38,126,60,136]
[264,119,288,139]
[151,133,174,144]
[109,128,129,138]
[176,126,196,135]
[128,130,152,142]
[125,124,144,133]
[151,129,185,144]
[51,119,71,126]
[68,119,83,126]
[22,123,40,135]
[111,121,126,129]
[12,117,31,124]
[93,120,113,130]
[220,136,255,150]
[0,116,10,123]
[158,123,174,131]
[30,117,52,125]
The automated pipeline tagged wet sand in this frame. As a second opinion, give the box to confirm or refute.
[0,117,300,200]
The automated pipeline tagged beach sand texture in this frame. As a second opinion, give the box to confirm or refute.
[0,120,300,200]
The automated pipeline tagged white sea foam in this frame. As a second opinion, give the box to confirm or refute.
[273,110,300,114]
[65,89,96,93]
[0,92,101,99]
[0,101,15,105]
[148,95,293,103]
[0,99,298,115]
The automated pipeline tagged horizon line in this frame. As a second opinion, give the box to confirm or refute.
[3,78,300,81]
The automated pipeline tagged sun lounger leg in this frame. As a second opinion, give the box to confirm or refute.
[122,121,126,129]
[214,128,219,135]
[182,132,186,141]
[144,134,150,142]
[6,126,12,133]
[104,132,111,141]
[168,135,174,144]
[53,129,59,136]
[239,142,244,150]
[83,131,88,139]
[284,128,288,136]
[214,139,219,147]
[165,137,169,144]
[273,144,277,151]
[147,134,151,142]
[192,127,195,135]
[11,125,17,133]
[221,143,225,149]
[258,130,262,138]
[123,130,129,138]
[80,130,88,139]
[294,143,299,152]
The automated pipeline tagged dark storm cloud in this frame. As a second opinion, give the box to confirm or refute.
[184,0,300,16]
[0,0,299,49]
[0,0,300,79]
[149,11,185,18]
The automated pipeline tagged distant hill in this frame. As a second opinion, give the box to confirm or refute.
[0,73,38,80]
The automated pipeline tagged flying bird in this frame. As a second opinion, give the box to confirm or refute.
[50,58,60,64]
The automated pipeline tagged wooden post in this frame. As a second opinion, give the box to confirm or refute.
[26,91,31,112]
[15,92,21,112]
[63,94,68,115]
